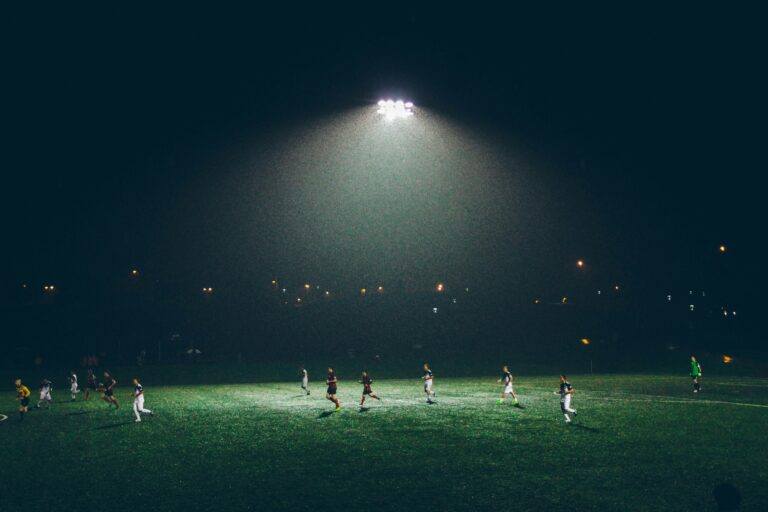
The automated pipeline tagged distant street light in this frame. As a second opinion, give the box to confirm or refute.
[719,245,727,253]
[131,269,139,276]
[435,283,445,292]
[202,287,214,294]
[43,285,55,292]
[576,260,584,268]
[377,99,414,120]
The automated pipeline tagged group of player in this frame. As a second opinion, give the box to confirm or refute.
[12,356,704,426]
[13,369,154,423]
[304,362,579,423]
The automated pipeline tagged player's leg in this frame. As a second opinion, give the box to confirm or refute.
[371,393,380,400]
[111,396,120,409]
[133,399,142,422]
[360,394,366,406]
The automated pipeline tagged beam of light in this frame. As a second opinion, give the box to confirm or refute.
[376,99,415,120]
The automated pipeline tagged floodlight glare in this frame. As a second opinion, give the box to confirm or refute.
[376,98,415,120]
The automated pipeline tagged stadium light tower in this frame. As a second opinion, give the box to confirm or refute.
[376,99,414,120]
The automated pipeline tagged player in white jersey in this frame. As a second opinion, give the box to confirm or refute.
[558,374,577,423]
[131,378,154,423]
[69,370,79,401]
[496,366,518,405]
[300,367,310,395]
[36,379,53,408]
[422,363,435,404]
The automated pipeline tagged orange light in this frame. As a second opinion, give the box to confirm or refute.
[580,338,590,345]
[719,245,727,253]
[577,260,584,267]
[722,355,733,364]
[436,283,445,292]
[304,283,311,289]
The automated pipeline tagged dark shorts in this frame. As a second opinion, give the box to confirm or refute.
[88,383,97,390]
[20,397,29,407]
[327,387,337,395]
[363,387,372,395]
[104,389,114,397]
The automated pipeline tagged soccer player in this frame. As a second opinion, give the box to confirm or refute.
[422,363,435,404]
[359,370,381,408]
[69,370,79,401]
[300,367,310,395]
[130,378,154,423]
[690,356,702,393]
[36,378,53,409]
[496,366,518,405]
[101,371,120,409]
[84,369,97,401]
[559,374,577,424]
[325,367,341,412]
[15,379,31,421]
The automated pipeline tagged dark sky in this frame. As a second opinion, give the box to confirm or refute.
[4,5,765,299]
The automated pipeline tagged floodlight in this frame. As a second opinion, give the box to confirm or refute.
[376,98,415,119]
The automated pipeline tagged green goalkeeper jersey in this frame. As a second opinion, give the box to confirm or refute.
[691,361,701,376]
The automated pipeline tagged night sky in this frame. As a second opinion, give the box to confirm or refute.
[5,5,765,303]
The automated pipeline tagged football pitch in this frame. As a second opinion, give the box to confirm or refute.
[1,374,766,511]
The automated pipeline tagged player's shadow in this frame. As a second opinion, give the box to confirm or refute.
[67,410,95,416]
[358,407,370,413]
[568,423,599,433]
[95,421,134,430]
[317,411,335,419]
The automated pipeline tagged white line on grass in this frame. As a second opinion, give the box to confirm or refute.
[0,414,7,422]
[588,395,768,409]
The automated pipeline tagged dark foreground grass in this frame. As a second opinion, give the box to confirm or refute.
[1,374,766,511]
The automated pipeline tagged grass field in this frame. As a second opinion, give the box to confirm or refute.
[1,374,766,511]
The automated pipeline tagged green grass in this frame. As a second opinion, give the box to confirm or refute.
[1,374,767,511]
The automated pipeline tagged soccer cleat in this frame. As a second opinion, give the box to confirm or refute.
[335,406,342,412]
[496,399,504,405]
[135,419,141,423]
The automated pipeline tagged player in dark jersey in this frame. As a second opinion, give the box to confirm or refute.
[325,367,341,412]
[359,370,381,408]
[422,363,435,404]
[101,371,120,409]
[559,374,577,424]
[84,369,97,401]
[15,379,31,420]
[496,366,518,405]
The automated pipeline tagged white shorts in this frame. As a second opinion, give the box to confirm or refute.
[424,380,433,392]
[70,383,78,393]
[40,391,51,401]
[301,378,308,388]
[504,384,514,394]
[133,396,145,410]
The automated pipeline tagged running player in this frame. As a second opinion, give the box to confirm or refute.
[325,367,341,412]
[84,369,97,401]
[36,378,53,409]
[15,379,31,421]
[496,366,518,405]
[559,374,577,424]
[300,367,310,395]
[69,370,79,401]
[359,370,381,408]
[422,363,435,404]
[101,371,120,408]
[690,356,702,393]
[130,378,154,423]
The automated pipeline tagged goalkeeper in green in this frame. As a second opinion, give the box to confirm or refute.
[690,356,702,393]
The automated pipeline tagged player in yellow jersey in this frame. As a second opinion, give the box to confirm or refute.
[15,379,31,421]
